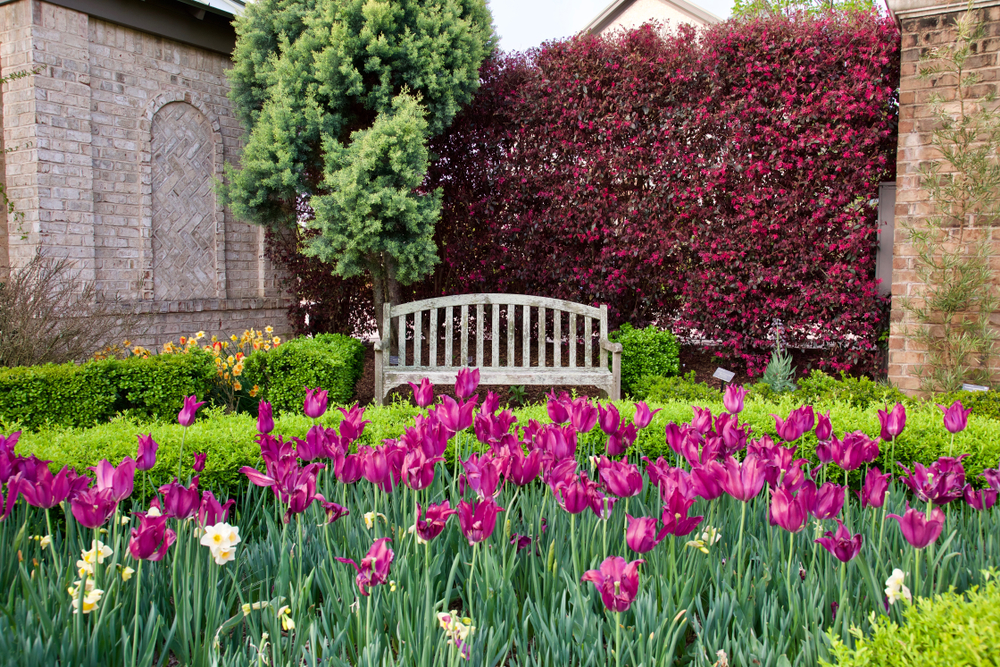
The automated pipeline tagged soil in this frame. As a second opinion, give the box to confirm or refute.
[351,340,851,407]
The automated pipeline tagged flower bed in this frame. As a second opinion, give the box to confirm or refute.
[0,374,998,665]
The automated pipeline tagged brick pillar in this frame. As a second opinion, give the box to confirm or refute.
[886,0,1000,393]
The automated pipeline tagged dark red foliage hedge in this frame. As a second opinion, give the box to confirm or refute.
[272,11,900,374]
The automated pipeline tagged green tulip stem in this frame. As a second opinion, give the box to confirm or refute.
[615,610,622,667]
[844,468,850,529]
[949,432,954,457]
[838,560,847,637]
[467,541,479,612]
[44,508,61,576]
[623,498,630,552]
[570,513,580,577]
[177,426,188,481]
[131,559,143,667]
[914,546,921,599]
[602,506,608,558]
[736,500,747,580]
[786,529,795,599]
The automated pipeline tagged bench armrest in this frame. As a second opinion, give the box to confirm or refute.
[600,339,623,353]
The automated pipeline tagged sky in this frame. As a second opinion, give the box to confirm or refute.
[490,0,736,53]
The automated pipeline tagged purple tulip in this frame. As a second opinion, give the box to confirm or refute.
[541,424,578,460]
[570,397,599,433]
[878,403,906,441]
[887,503,945,549]
[320,499,350,524]
[553,474,592,514]
[18,465,74,509]
[336,538,395,596]
[815,410,832,442]
[606,423,637,458]
[460,453,503,499]
[898,456,967,506]
[633,402,661,430]
[293,426,329,462]
[964,484,997,511]
[660,489,703,537]
[814,519,863,563]
[337,404,371,442]
[415,501,457,542]
[409,378,435,408]
[1,477,19,522]
[129,513,177,561]
[281,464,326,522]
[546,392,571,424]
[772,411,807,442]
[938,400,971,434]
[858,467,891,509]
[303,387,328,419]
[192,453,207,473]
[720,454,767,502]
[457,498,503,545]
[435,396,478,433]
[159,477,201,520]
[178,395,205,427]
[136,434,159,471]
[625,514,668,553]
[769,486,809,533]
[402,448,443,492]
[723,385,748,415]
[70,487,118,528]
[257,401,274,434]
[828,432,879,472]
[508,447,543,486]
[597,456,643,498]
[581,556,644,612]
[598,404,621,435]
[690,460,726,500]
[90,457,136,502]
[454,367,480,399]
[482,391,500,415]
[198,491,235,527]
[690,407,713,435]
[808,482,846,521]
[983,467,1000,493]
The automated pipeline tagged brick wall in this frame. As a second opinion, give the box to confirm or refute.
[0,0,292,348]
[888,0,1000,392]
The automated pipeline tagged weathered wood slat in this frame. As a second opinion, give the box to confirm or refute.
[429,308,438,367]
[599,305,608,369]
[460,304,469,367]
[398,313,407,367]
[522,305,530,367]
[569,313,577,368]
[445,306,454,367]
[507,304,515,368]
[492,303,500,367]
[414,310,422,367]
[584,316,592,368]
[538,307,546,368]
[476,304,484,368]
[554,311,561,368]
[385,368,614,387]
[390,293,602,318]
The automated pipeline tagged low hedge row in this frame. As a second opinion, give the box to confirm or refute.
[824,573,1000,667]
[13,393,1000,502]
[0,333,367,432]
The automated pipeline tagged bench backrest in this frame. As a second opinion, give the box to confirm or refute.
[383,294,609,370]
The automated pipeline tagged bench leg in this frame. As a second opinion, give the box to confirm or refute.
[611,350,621,402]
[374,347,384,406]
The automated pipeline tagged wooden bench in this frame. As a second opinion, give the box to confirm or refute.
[373,294,622,405]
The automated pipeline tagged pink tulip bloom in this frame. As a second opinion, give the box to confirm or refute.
[136,434,159,471]
[321,499,350,524]
[192,453,207,473]
[457,498,503,545]
[482,391,501,415]
[878,403,906,441]
[581,556,644,612]
[90,457,136,502]
[690,407,713,435]
[337,404,371,442]
[626,514,668,553]
[723,385,748,415]
[303,387,328,419]
[633,402,661,430]
[507,447,543,486]
[570,397,599,433]
[70,487,118,528]
[858,467,891,509]
[898,456,967,506]
[809,482,846,521]
[336,538,395,596]
[815,410,832,442]
[415,501,457,542]
[964,484,997,512]
[178,395,205,427]
[982,468,1000,493]
[814,519,863,563]
[597,456,643,498]
[938,400,971,434]
[402,448,442,491]
[554,474,592,514]
[772,411,807,442]
[257,401,274,434]
[198,491,235,527]
[435,396,478,433]
[690,461,726,500]
[409,378,435,407]
[129,513,177,561]
[159,477,201,520]
[598,403,621,435]
[887,503,945,549]
[720,454,767,502]
[18,465,74,509]
[454,367,480,399]
[460,453,503,499]
[1,477,20,521]
[546,393,571,424]
[769,486,809,533]
[660,489,703,537]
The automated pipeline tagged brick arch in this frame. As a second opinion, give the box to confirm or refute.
[139,93,226,300]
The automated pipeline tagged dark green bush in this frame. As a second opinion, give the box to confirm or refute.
[824,574,1000,667]
[0,351,217,431]
[242,333,365,415]
[611,323,680,397]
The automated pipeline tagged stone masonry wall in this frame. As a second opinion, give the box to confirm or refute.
[0,0,291,348]
[888,2,1000,392]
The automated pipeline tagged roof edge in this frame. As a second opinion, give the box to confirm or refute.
[581,0,722,35]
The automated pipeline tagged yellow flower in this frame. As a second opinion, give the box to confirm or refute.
[233,381,242,392]
[39,535,51,550]
[272,337,281,345]
[196,331,205,339]
[389,580,397,592]
[363,512,387,530]
[277,605,295,632]
[121,566,135,582]
[265,326,273,334]
[249,385,260,398]
[230,335,238,342]
[68,580,104,615]
[81,540,113,565]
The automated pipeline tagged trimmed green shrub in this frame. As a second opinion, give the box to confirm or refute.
[934,388,1000,421]
[790,370,909,410]
[611,323,680,397]
[823,574,1000,667]
[632,371,722,405]
[0,350,217,431]
[242,333,365,415]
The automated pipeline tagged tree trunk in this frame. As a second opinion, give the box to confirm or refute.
[371,260,388,341]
